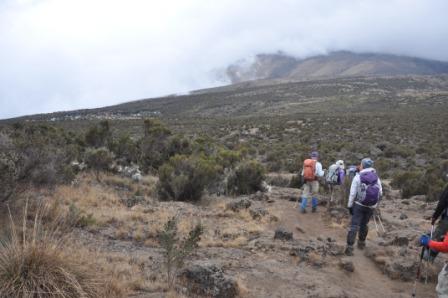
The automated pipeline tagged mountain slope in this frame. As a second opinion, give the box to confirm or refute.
[226,51,448,83]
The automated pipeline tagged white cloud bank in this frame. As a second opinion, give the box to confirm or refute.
[1,0,447,118]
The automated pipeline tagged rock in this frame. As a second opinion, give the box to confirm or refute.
[339,258,355,272]
[392,236,409,247]
[385,259,416,281]
[226,198,251,212]
[401,200,410,205]
[179,263,238,298]
[131,172,142,182]
[274,228,293,241]
[122,165,141,178]
[295,226,305,234]
[327,242,345,256]
[399,213,408,220]
[249,207,268,220]
[249,191,269,201]
[411,195,427,202]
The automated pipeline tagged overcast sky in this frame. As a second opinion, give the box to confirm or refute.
[1,0,448,119]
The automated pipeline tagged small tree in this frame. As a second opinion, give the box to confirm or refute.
[159,217,203,288]
[84,147,114,181]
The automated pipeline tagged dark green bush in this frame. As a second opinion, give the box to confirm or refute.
[227,160,265,195]
[158,155,221,202]
[84,147,114,181]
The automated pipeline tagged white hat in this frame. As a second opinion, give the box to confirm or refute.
[336,160,345,169]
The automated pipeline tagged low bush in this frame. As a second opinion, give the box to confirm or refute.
[227,160,266,195]
[158,155,221,202]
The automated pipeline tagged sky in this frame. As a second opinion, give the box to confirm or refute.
[1,0,448,119]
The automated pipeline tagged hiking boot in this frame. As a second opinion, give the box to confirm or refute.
[345,246,354,256]
[301,208,307,214]
[312,206,317,213]
[357,241,366,250]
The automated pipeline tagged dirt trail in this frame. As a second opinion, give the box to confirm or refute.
[271,199,437,298]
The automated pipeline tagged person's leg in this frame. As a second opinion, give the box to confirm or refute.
[301,182,310,213]
[346,204,362,255]
[311,181,319,212]
[358,206,373,249]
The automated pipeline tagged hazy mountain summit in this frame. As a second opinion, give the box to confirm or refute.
[226,51,448,83]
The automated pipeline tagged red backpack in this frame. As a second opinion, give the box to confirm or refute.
[303,159,317,181]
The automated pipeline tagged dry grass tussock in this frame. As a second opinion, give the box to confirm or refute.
[0,202,123,298]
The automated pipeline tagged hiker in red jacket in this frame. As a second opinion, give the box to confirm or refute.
[420,233,448,296]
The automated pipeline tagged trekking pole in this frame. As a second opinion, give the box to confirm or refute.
[412,246,426,297]
[376,213,386,233]
[425,225,435,284]
[372,214,380,235]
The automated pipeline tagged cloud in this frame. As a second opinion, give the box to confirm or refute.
[1,0,447,118]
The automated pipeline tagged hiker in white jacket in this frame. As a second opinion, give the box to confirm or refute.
[345,158,382,256]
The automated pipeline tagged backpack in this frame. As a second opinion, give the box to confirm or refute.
[326,164,340,185]
[303,159,317,182]
[357,170,380,206]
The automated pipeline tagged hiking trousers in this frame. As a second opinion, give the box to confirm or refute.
[347,204,374,246]
[303,180,319,199]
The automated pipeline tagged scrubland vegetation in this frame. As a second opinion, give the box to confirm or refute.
[1,75,448,296]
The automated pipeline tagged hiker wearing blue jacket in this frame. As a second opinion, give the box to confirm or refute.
[345,158,383,256]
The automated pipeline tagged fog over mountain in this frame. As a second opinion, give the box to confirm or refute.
[1,0,448,119]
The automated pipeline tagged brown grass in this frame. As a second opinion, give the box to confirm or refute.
[0,203,121,298]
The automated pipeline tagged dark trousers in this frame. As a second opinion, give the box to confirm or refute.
[347,204,374,246]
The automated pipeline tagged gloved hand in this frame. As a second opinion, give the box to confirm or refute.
[420,235,430,247]
[348,207,353,215]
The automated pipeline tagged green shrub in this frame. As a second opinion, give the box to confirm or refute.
[84,147,114,181]
[227,160,266,195]
[391,171,427,198]
[84,120,112,148]
[159,216,203,288]
[158,155,220,202]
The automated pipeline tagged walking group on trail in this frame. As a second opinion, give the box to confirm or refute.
[298,151,448,297]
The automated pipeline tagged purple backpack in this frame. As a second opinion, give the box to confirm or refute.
[357,171,380,206]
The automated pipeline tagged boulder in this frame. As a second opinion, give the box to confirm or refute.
[274,228,293,241]
[179,263,238,298]
[226,198,251,212]
[132,172,142,182]
[339,258,355,272]
[399,213,408,220]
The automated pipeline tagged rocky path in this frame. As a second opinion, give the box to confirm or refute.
[271,198,437,298]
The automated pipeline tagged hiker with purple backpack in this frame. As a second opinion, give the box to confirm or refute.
[345,158,383,256]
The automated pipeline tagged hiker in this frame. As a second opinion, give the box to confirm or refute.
[420,233,448,296]
[427,183,448,261]
[326,160,345,207]
[300,151,325,213]
[345,158,383,256]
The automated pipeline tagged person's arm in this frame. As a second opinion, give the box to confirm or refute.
[429,233,448,253]
[315,162,324,177]
[377,177,383,198]
[432,186,448,222]
[348,175,359,208]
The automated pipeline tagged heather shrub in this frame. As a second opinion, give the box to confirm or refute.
[84,147,114,181]
[227,160,266,195]
[158,155,221,202]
